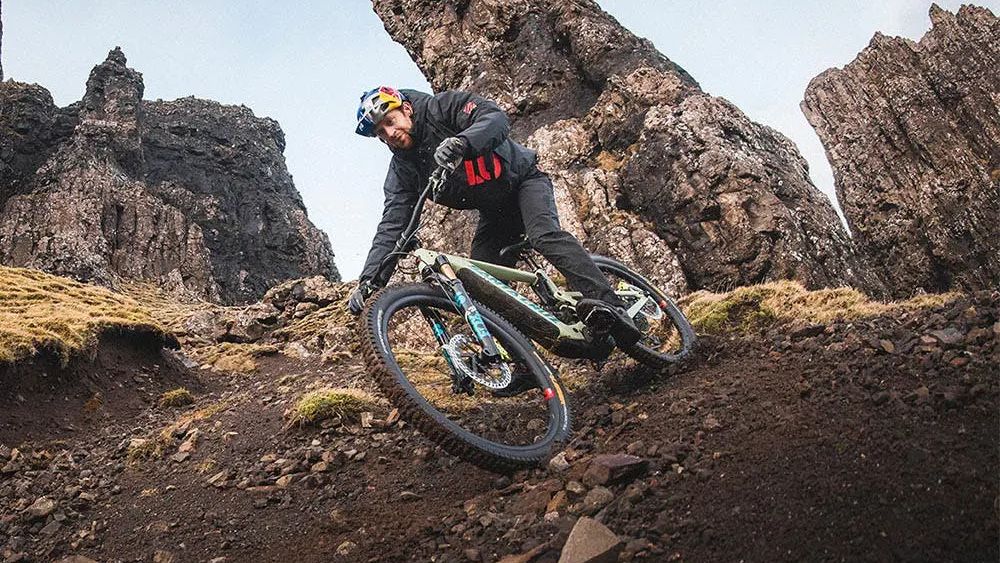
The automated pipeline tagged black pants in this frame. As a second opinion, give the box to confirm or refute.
[470,169,621,305]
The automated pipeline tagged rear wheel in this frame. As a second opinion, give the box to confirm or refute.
[360,282,572,473]
[592,255,697,367]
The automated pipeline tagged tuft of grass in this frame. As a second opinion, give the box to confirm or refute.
[0,266,170,365]
[127,438,163,463]
[681,280,960,335]
[288,389,377,426]
[159,388,194,408]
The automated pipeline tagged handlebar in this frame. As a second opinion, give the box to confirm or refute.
[371,165,453,284]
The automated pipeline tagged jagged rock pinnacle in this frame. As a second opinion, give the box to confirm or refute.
[803,5,999,296]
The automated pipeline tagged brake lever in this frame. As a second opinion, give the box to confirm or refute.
[429,165,451,200]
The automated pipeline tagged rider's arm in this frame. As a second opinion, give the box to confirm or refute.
[433,91,511,156]
[358,157,419,287]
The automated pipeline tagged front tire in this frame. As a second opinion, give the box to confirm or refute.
[360,282,572,473]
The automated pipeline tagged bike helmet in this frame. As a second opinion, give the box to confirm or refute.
[355,86,405,137]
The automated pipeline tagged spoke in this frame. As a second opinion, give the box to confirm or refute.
[383,299,555,447]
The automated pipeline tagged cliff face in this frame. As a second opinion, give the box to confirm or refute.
[0,48,339,304]
[1,0,4,82]
[803,5,999,297]
[372,0,881,296]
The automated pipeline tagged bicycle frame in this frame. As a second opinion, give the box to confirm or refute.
[413,248,650,362]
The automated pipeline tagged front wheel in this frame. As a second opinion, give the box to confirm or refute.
[592,255,697,368]
[360,282,572,473]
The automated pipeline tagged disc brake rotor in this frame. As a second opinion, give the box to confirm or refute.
[441,334,512,390]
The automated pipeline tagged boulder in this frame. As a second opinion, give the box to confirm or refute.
[371,0,880,296]
[802,5,1000,296]
[581,454,648,486]
[558,516,622,563]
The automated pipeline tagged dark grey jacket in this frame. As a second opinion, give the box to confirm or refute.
[359,89,540,285]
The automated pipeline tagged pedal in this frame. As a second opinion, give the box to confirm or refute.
[583,307,616,337]
[577,298,643,348]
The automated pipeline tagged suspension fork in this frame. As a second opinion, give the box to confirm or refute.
[432,255,502,361]
[419,306,474,395]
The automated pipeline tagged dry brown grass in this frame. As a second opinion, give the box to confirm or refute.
[189,342,280,374]
[0,266,168,364]
[159,388,194,408]
[680,280,959,335]
[128,401,229,463]
[122,282,221,337]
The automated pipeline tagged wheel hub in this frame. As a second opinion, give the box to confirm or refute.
[441,334,512,390]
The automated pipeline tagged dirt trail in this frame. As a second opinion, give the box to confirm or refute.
[1,293,997,562]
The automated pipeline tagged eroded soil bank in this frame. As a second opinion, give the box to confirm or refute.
[1,292,997,562]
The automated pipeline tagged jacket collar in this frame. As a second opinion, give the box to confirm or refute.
[390,89,432,160]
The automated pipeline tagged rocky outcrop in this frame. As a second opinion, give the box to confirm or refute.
[0,48,339,303]
[802,5,999,297]
[1,0,4,82]
[373,0,880,296]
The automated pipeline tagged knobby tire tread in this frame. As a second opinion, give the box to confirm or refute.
[360,282,571,474]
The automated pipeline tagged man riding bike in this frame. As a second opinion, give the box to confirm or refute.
[347,86,642,377]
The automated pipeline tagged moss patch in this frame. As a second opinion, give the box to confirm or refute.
[159,388,194,408]
[681,280,959,336]
[0,266,169,365]
[288,389,377,426]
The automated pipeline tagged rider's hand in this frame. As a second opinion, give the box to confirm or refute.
[348,280,375,316]
[434,137,467,170]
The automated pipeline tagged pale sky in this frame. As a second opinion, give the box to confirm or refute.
[3,1,991,280]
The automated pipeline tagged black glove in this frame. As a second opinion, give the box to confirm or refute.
[434,137,467,170]
[348,280,375,315]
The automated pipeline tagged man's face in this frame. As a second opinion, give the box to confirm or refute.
[375,103,414,150]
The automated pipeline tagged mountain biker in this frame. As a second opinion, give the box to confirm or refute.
[347,86,642,355]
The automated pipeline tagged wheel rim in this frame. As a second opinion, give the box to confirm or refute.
[377,292,566,453]
[602,268,688,358]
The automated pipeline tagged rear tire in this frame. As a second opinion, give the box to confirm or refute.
[591,255,697,368]
[360,282,572,473]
